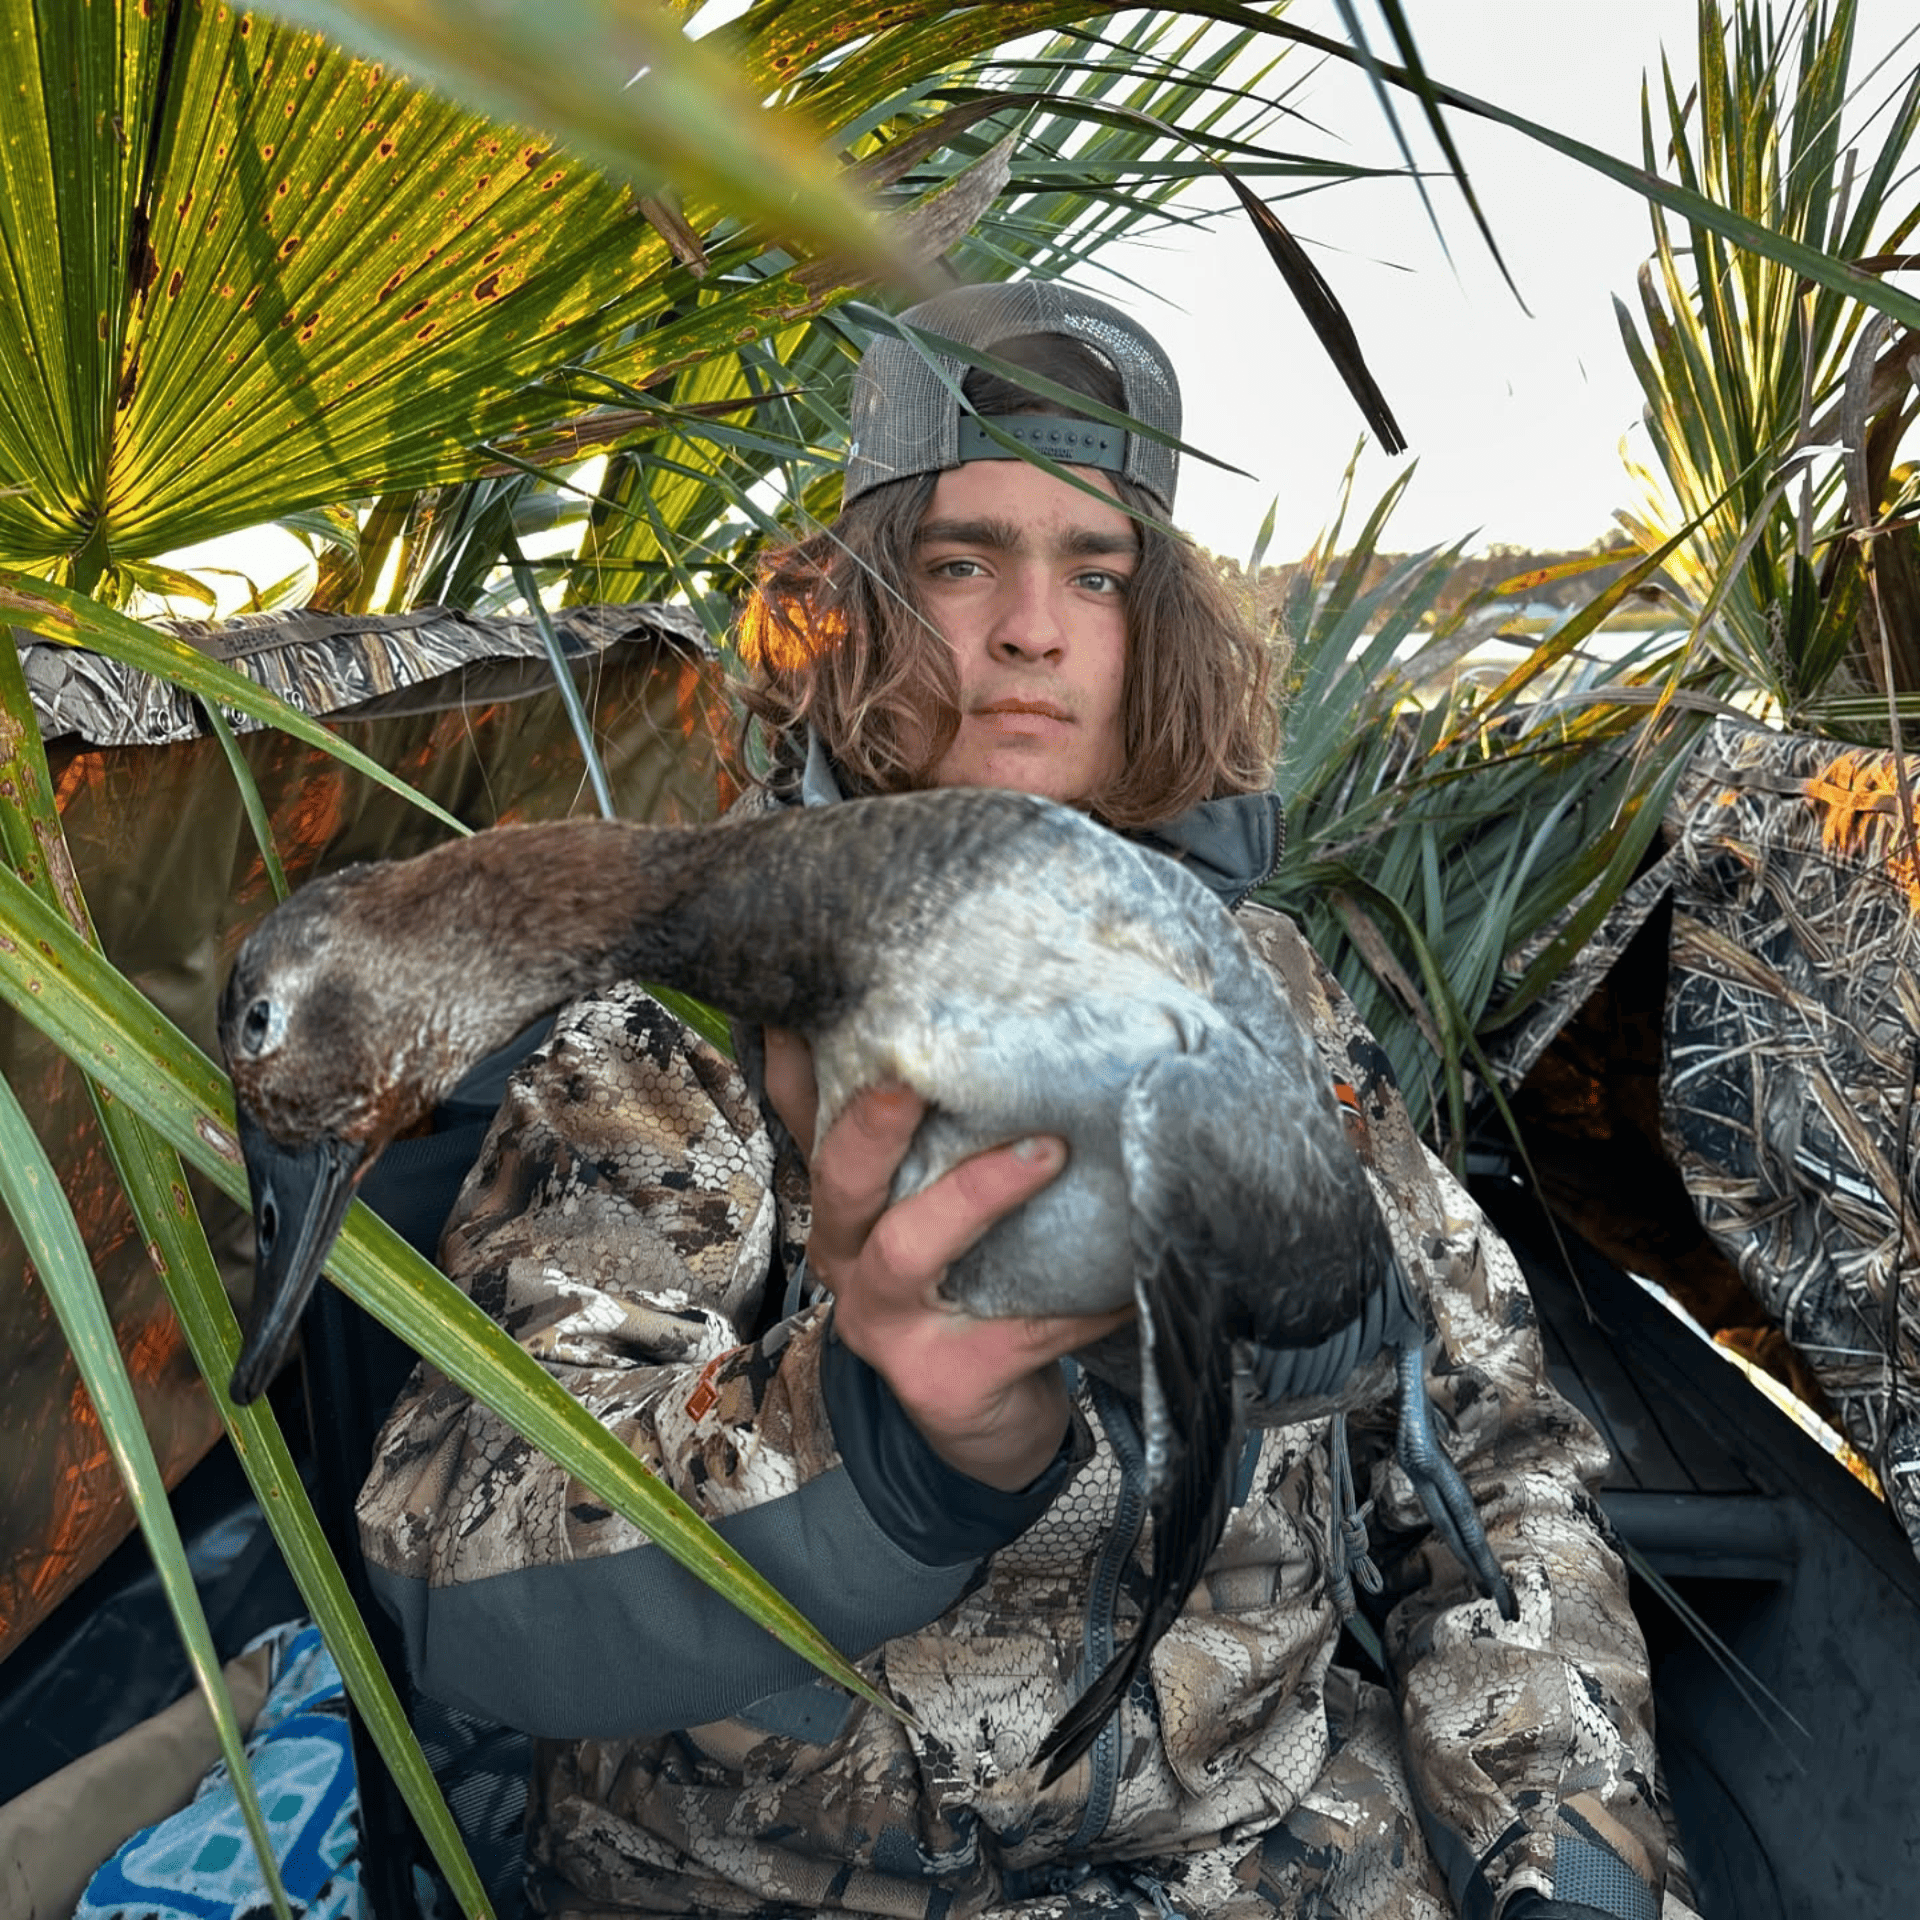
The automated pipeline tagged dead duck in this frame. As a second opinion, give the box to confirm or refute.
[218,784,1515,1779]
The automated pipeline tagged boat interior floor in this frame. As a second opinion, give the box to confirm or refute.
[1477,1168,1920,1920]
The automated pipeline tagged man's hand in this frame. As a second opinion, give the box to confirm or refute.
[764,1026,1131,1491]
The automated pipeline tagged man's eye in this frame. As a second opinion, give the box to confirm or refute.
[930,557,984,579]
[1077,569,1129,594]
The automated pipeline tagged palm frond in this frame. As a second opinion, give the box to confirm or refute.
[1614,0,1920,726]
[1261,469,1704,1152]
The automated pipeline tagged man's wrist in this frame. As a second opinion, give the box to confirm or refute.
[819,1328,1077,1563]
[911,1368,1072,1490]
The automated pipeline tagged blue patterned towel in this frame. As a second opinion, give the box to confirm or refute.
[76,1620,363,1920]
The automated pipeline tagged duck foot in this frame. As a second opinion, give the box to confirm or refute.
[1394,1347,1518,1621]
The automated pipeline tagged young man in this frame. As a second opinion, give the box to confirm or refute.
[358,282,1682,1920]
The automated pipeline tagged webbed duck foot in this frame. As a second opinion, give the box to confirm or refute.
[1394,1347,1518,1621]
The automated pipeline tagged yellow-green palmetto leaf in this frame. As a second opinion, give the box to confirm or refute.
[712,1,1123,125]
[567,324,815,605]
[0,867,895,1722]
[0,0,869,584]
[274,1,927,299]
[1432,531,1698,744]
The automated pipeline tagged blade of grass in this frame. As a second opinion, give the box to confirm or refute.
[197,700,291,903]
[94,1095,500,1918]
[0,1075,295,1920]
[0,629,495,1913]
[500,531,617,821]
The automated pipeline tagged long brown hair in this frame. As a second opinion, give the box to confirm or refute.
[736,337,1278,830]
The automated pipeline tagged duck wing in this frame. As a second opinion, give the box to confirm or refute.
[1034,1025,1374,1784]
[1032,1046,1235,1785]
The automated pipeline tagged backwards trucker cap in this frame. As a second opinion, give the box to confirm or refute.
[842,281,1181,517]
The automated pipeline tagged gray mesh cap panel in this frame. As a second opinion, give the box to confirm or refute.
[842,282,1180,515]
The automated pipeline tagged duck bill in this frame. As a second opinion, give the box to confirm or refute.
[230,1107,368,1405]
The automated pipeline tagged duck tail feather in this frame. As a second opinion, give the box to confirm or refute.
[1034,1633,1147,1788]
[1032,1243,1236,1789]
[1033,1059,1253,1785]
[1120,1054,1247,1600]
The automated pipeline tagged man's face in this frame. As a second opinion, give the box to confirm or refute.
[913,457,1135,808]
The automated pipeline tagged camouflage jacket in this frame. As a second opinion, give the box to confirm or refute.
[358,896,1669,1920]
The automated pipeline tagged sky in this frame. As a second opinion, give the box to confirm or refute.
[1104,0,1919,565]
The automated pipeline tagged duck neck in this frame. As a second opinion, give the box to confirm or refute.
[403,812,863,1058]
[596,810,866,1031]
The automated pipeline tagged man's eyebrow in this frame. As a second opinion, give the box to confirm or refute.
[915,515,1138,557]
[916,514,1021,551]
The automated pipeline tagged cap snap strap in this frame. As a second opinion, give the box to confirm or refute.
[957,413,1127,473]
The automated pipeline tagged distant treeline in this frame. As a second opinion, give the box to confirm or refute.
[1206,538,1660,631]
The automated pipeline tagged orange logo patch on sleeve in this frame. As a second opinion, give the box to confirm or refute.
[685,1345,744,1421]
[1331,1079,1370,1154]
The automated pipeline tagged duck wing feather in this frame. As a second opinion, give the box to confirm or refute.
[1034,1025,1381,1783]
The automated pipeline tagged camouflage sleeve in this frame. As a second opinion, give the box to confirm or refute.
[354,983,1008,1740]
[1235,905,1666,1920]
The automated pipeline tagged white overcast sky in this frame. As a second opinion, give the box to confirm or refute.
[1104,0,1919,563]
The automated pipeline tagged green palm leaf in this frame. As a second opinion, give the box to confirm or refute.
[1613,0,1920,723]
[1262,467,1704,1150]
[0,0,903,588]
[0,1075,297,1920]
[0,627,499,1913]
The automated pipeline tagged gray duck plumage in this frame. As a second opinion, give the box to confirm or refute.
[218,784,1514,1781]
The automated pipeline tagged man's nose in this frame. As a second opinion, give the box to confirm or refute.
[988,568,1064,659]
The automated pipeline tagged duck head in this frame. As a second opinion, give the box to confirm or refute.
[214,822,701,1402]
[219,865,451,1403]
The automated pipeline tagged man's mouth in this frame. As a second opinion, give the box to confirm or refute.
[975,698,1073,722]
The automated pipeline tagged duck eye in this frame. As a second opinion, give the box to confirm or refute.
[241,997,276,1054]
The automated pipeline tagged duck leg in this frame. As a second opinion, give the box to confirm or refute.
[1393,1345,1518,1620]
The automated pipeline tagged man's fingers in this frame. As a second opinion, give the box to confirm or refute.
[762,1026,819,1156]
[864,1133,1066,1282]
[993,1304,1135,1369]
[805,1081,927,1267]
